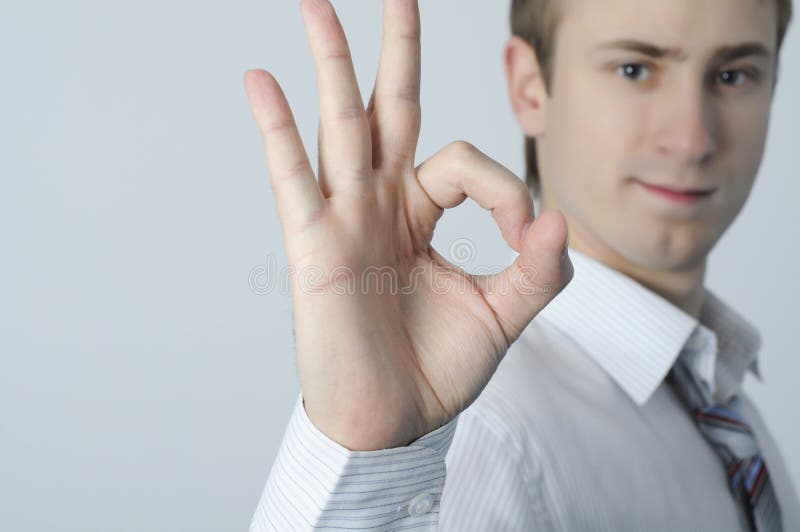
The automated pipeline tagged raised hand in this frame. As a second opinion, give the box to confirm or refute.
[244,0,572,451]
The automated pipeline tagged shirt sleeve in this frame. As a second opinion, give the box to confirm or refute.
[249,393,458,531]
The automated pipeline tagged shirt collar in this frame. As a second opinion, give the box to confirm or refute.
[530,246,762,406]
[698,289,762,402]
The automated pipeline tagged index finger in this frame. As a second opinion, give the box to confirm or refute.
[414,141,534,252]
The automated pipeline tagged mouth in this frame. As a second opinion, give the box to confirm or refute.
[634,179,716,206]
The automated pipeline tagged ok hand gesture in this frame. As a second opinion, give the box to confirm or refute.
[244,0,572,451]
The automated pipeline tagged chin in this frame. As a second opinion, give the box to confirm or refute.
[623,239,713,272]
[615,202,725,262]
[615,226,718,273]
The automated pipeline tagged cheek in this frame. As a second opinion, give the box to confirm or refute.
[551,77,639,197]
[712,99,771,213]
[726,103,770,176]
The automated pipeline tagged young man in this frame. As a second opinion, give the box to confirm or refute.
[244,0,798,529]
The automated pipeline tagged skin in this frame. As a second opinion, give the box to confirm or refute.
[245,0,571,451]
[505,0,778,317]
[243,0,779,450]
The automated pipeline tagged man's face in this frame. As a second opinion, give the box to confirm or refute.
[537,0,778,271]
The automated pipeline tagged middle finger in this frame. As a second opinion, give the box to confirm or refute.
[300,0,373,196]
[368,0,422,171]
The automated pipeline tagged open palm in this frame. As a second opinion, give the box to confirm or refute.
[244,0,572,451]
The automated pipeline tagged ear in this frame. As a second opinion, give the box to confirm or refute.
[503,35,549,137]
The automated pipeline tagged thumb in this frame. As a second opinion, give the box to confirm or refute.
[476,209,573,343]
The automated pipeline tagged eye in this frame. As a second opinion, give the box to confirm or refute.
[617,63,652,82]
[716,69,750,87]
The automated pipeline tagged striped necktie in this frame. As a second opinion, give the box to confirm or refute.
[669,358,782,531]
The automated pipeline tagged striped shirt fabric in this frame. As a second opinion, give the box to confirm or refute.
[250,247,800,531]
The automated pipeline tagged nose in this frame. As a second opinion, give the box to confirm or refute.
[654,79,718,166]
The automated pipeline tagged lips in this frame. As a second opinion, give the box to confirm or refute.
[635,179,716,205]
[645,183,716,195]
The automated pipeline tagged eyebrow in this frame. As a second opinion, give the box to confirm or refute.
[593,39,773,63]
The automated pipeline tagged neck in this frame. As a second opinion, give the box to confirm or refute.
[539,194,708,319]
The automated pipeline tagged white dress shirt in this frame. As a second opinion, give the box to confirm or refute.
[250,247,800,531]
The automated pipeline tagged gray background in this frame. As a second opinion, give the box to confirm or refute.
[1,1,797,530]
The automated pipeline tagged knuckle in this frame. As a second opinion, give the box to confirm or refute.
[322,48,351,62]
[329,164,373,183]
[513,176,529,196]
[445,141,478,176]
[396,29,421,43]
[393,84,420,106]
[343,167,373,182]
[385,147,414,168]
[263,118,294,137]
[334,104,366,124]
[279,159,313,181]
[514,265,553,297]
[447,140,478,160]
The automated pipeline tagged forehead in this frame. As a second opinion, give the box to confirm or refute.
[558,0,777,56]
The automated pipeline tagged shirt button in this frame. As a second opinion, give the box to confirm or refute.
[407,492,434,517]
